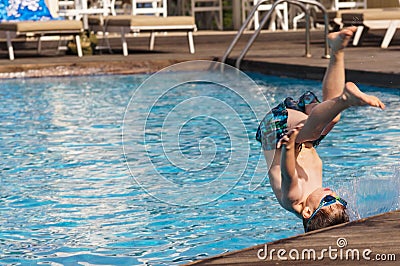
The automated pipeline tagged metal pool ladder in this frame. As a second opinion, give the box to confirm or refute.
[221,0,331,69]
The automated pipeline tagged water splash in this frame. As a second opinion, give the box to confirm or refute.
[337,165,400,221]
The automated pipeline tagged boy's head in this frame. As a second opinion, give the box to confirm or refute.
[302,188,349,232]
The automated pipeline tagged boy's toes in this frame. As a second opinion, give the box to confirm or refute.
[328,27,357,51]
[373,97,385,109]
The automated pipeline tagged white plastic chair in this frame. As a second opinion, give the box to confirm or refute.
[242,0,288,31]
[131,0,168,17]
[191,0,223,30]
[1,0,84,60]
[293,0,366,30]
[340,0,400,48]
[58,0,75,11]
[56,0,115,28]
[334,0,367,10]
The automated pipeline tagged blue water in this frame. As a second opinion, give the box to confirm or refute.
[0,72,399,265]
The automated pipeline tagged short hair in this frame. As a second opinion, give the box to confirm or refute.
[303,204,349,232]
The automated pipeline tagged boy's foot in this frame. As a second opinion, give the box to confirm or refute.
[342,82,385,109]
[328,26,358,53]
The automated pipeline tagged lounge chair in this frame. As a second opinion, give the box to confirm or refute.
[315,0,400,48]
[89,15,197,56]
[0,0,84,60]
[339,8,400,48]
[0,20,84,60]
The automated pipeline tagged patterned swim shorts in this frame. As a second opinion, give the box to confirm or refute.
[256,91,323,150]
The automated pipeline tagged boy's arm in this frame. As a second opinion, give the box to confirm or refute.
[278,126,303,202]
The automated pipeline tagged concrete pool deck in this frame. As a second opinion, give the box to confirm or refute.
[0,29,399,88]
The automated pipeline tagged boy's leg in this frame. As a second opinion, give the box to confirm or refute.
[322,26,357,101]
[316,27,358,136]
[296,82,385,143]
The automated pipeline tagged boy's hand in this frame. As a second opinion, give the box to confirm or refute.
[277,124,303,149]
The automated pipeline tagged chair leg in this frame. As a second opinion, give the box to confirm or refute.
[268,12,277,31]
[241,0,247,25]
[381,20,399,49]
[149,32,156,50]
[57,36,63,54]
[282,3,289,31]
[275,9,285,30]
[5,31,15,60]
[121,27,128,56]
[218,0,223,30]
[102,26,113,54]
[242,0,254,30]
[37,36,42,54]
[188,31,195,54]
[254,9,260,30]
[293,12,305,30]
[352,26,364,46]
[75,35,83,57]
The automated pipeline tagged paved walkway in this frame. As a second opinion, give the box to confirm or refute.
[0,29,399,87]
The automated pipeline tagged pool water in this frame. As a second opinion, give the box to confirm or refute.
[0,73,399,265]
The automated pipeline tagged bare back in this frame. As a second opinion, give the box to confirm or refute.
[264,144,322,217]
[263,108,323,216]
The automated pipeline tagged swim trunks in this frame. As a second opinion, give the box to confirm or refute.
[256,91,325,150]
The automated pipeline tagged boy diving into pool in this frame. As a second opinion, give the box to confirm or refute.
[256,27,385,232]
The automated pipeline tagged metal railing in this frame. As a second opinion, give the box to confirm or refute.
[221,0,330,69]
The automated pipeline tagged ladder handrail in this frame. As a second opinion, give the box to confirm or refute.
[299,0,330,58]
[221,0,273,63]
[221,0,330,69]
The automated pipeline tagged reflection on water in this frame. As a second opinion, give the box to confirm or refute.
[0,73,399,265]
